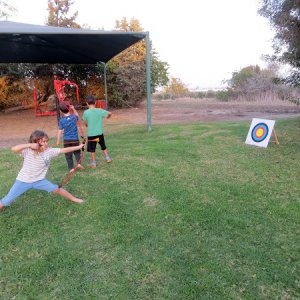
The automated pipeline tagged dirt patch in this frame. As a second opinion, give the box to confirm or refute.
[0,98,299,148]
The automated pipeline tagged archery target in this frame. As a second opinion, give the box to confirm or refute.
[245,118,275,148]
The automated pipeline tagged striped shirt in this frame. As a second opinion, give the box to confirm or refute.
[16,148,60,183]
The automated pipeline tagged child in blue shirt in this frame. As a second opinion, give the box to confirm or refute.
[56,103,84,172]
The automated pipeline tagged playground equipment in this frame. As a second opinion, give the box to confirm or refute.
[34,75,80,118]
[33,88,57,117]
[34,75,106,122]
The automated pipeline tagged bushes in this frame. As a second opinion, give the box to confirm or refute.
[215,90,231,101]
[106,61,147,108]
[153,89,231,101]
[0,77,32,110]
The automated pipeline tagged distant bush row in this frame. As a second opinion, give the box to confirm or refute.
[157,65,300,105]
[154,87,300,104]
[153,90,232,101]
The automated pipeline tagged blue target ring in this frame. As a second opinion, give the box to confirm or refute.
[251,123,269,142]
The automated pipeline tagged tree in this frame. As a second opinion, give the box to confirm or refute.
[258,0,300,86]
[113,18,146,66]
[227,65,262,91]
[47,0,80,28]
[151,50,169,90]
[164,77,189,98]
[106,17,169,107]
[0,0,16,19]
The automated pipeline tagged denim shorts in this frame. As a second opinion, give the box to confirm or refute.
[0,179,58,207]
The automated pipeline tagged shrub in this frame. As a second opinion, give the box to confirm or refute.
[215,90,230,101]
[206,90,216,98]
[0,77,32,110]
[187,91,206,99]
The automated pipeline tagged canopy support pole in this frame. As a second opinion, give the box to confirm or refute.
[146,31,152,131]
[100,62,108,109]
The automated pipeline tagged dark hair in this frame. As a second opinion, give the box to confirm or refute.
[86,95,95,105]
[29,130,48,143]
[58,102,69,114]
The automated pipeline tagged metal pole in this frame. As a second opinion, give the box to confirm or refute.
[146,31,152,131]
[101,62,108,110]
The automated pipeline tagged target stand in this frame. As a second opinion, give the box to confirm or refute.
[245,118,279,148]
[272,129,279,145]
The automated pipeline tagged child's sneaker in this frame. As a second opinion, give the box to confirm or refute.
[87,161,97,168]
[105,156,112,163]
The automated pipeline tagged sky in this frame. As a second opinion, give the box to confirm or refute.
[9,0,275,90]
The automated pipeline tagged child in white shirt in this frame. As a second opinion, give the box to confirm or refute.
[0,130,84,210]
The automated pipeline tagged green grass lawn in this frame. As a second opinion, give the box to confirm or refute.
[0,117,299,299]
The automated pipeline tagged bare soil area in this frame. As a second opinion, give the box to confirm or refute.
[0,98,299,148]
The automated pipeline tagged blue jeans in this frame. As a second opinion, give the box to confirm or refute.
[64,140,81,170]
[0,179,58,207]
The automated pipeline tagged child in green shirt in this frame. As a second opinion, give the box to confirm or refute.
[82,95,112,168]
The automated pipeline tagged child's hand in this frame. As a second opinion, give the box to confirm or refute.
[30,143,40,150]
[80,142,86,151]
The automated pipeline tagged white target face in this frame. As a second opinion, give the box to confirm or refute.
[245,118,275,148]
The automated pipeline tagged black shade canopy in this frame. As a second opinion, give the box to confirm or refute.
[0,21,146,64]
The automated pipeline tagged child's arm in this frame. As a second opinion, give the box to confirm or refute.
[107,111,112,119]
[59,143,84,154]
[70,105,79,117]
[11,143,39,153]
[69,105,85,137]
[57,129,63,145]
[78,124,85,138]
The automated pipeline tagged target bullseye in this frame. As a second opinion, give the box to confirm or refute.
[251,123,269,142]
[255,128,264,138]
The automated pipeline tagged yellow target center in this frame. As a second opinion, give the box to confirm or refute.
[256,128,264,137]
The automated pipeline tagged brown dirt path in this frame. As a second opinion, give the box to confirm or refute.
[0,98,299,148]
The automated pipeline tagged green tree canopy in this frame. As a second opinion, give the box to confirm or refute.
[106,17,169,107]
[259,0,300,85]
[227,65,262,90]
